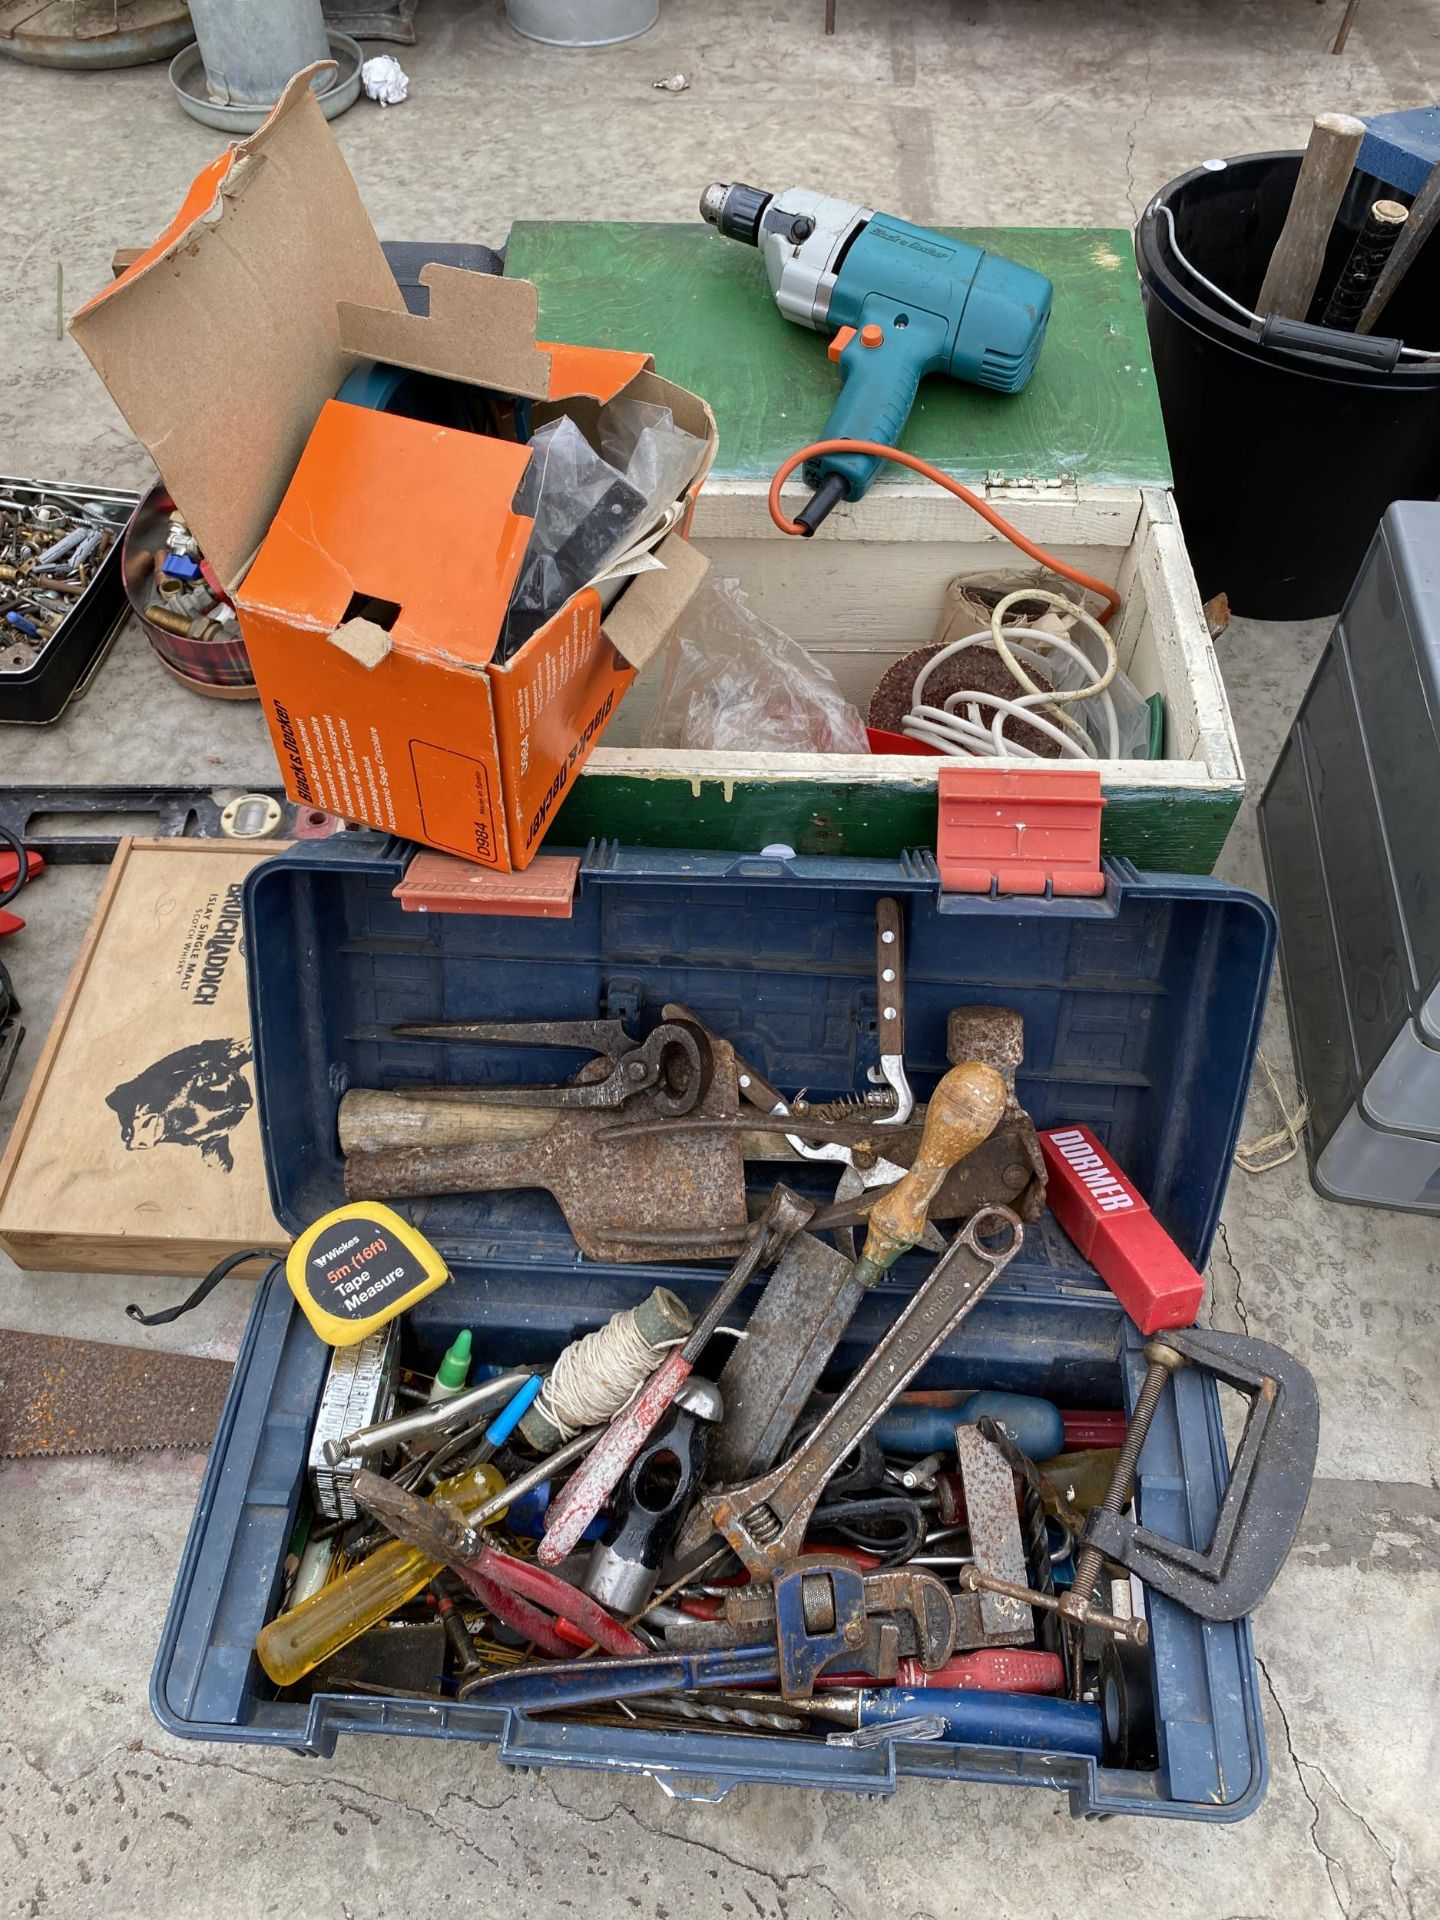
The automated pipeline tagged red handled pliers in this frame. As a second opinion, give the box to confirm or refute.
[352,1466,643,1659]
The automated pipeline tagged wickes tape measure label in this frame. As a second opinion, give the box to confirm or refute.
[286,1202,448,1346]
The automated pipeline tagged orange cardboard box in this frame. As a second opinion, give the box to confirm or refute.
[69,68,715,870]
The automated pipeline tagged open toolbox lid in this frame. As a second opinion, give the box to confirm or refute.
[243,838,1275,1294]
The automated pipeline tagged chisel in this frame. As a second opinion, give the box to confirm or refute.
[800,1686,1105,1757]
[1358,157,1440,334]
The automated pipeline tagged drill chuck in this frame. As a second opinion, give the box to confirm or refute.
[700,182,772,247]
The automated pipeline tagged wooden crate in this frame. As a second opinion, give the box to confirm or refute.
[512,221,1243,873]
[561,480,1242,872]
[0,840,283,1276]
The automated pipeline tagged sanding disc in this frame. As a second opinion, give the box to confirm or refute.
[868,644,1063,758]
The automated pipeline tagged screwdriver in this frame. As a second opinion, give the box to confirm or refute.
[254,1426,598,1686]
[789,1686,1104,1757]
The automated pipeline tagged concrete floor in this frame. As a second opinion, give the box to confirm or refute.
[2,1,1439,1914]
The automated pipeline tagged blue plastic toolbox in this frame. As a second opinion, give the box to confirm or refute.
[153,840,1276,1818]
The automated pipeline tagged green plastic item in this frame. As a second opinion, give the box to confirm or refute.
[430,1329,473,1402]
[1146,693,1166,760]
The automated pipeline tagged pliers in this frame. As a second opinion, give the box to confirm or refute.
[388,1016,711,1116]
[352,1468,644,1659]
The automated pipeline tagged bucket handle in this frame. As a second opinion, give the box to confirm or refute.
[1259,316,1404,371]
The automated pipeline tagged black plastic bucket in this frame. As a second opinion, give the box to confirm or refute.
[1136,153,1440,618]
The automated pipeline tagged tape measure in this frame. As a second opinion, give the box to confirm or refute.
[285,1203,449,1345]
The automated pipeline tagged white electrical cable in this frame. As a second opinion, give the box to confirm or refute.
[901,595,1120,760]
[532,1304,681,1442]
[990,589,1120,756]
[906,640,1095,759]
[906,689,1089,759]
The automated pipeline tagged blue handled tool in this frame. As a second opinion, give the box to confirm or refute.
[460,1650,1105,1759]
[700,182,1053,533]
[876,1391,1065,1462]
[811,1686,1105,1757]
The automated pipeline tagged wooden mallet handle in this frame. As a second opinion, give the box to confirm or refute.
[1255,113,1366,323]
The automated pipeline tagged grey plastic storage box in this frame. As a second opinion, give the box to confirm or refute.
[1259,503,1440,1211]
[152,841,1276,1817]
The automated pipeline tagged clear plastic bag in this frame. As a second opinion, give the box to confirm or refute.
[1026,624,1153,759]
[502,417,644,652]
[643,575,870,754]
[502,402,708,656]
[599,397,706,517]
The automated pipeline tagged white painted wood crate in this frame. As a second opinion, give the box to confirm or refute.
[568,478,1243,873]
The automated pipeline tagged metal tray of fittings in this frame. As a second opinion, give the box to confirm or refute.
[0,476,137,724]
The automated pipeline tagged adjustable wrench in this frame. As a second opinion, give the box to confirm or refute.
[702,1061,1008,1493]
[703,1206,1024,1578]
[537,1186,814,1566]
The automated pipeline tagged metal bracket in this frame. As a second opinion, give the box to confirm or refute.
[1084,1328,1320,1622]
[982,472,1078,498]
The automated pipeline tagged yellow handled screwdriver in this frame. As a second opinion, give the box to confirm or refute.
[255,1428,597,1687]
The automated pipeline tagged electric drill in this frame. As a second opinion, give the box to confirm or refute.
[699,182,1054,533]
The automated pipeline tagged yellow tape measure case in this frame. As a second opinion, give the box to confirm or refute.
[285,1203,449,1345]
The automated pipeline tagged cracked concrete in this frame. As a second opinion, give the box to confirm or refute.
[1258,1659,1416,1920]
[2,0,1439,1913]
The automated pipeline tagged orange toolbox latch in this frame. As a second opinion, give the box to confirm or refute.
[935,765,1105,897]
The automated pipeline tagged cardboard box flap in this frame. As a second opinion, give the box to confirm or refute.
[337,272,654,408]
[602,531,710,672]
[238,401,534,667]
[338,270,555,400]
[69,69,406,591]
[542,340,654,405]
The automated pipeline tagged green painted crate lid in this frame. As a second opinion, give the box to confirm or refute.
[507,221,1172,489]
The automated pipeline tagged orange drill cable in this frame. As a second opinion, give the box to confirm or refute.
[767,440,1123,625]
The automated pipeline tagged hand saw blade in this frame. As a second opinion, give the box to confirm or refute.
[0,1329,233,1459]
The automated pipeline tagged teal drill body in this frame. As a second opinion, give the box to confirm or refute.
[822,214,1052,502]
[699,183,1053,532]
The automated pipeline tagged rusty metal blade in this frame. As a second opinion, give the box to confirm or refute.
[352,1468,473,1562]
[708,1230,858,1486]
[0,1330,233,1459]
[956,1424,1034,1645]
[344,1042,749,1262]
